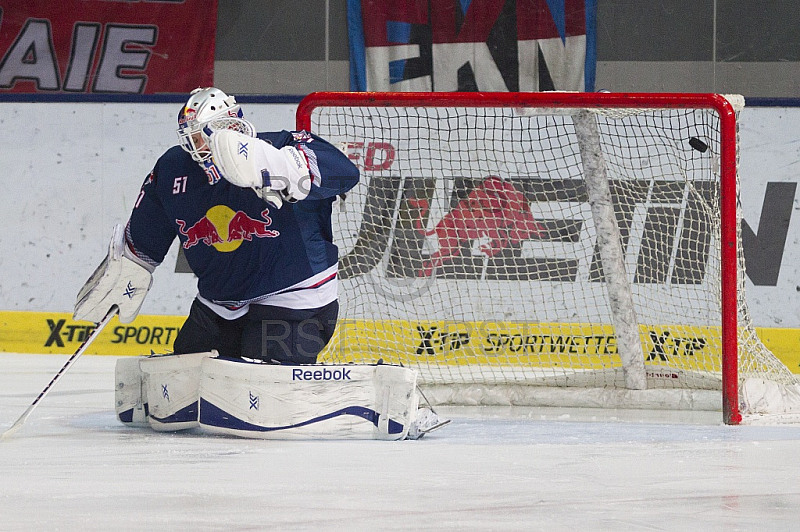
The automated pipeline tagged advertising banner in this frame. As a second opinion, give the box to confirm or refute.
[347,0,596,92]
[0,311,183,356]
[0,0,216,94]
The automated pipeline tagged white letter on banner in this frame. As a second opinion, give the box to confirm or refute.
[0,19,60,90]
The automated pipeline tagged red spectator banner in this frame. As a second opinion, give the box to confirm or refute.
[0,0,216,94]
[347,0,596,92]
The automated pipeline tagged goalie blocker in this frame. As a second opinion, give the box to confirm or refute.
[74,224,153,324]
[115,354,444,440]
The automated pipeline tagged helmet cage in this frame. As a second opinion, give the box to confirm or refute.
[177,88,255,163]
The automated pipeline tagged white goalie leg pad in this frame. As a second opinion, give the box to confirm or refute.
[139,352,214,431]
[114,356,149,427]
[198,359,419,440]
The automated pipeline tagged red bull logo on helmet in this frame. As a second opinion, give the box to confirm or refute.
[178,106,197,127]
[176,205,279,252]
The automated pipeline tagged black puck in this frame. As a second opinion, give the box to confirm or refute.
[689,137,709,153]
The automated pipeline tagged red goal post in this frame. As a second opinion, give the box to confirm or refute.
[296,91,795,425]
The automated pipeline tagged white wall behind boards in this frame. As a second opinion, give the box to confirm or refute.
[737,108,800,327]
[0,102,797,328]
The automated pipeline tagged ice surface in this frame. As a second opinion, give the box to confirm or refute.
[2,353,800,531]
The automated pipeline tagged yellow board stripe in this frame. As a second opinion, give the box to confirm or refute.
[0,311,183,356]
[324,321,720,373]
[1,311,798,375]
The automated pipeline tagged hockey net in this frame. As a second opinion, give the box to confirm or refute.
[296,92,800,424]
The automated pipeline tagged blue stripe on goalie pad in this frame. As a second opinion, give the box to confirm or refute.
[118,408,134,423]
[148,402,199,426]
[198,358,419,439]
[199,398,404,434]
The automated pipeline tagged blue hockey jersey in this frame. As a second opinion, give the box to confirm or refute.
[125,130,359,314]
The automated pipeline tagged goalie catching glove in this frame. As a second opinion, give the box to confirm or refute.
[206,128,311,208]
[74,224,153,324]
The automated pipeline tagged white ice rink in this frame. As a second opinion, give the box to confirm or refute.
[2,353,800,531]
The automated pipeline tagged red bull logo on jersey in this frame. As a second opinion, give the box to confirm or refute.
[410,176,543,277]
[176,205,279,252]
[291,131,313,143]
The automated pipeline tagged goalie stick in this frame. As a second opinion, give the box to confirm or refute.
[415,386,451,435]
[1,305,118,440]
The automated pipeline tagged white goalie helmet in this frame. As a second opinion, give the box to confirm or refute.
[177,87,255,163]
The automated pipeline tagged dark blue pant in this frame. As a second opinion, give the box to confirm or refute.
[173,298,339,364]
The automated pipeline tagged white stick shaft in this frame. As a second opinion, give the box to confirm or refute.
[1,306,118,439]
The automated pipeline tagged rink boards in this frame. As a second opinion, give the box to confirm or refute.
[1,310,797,375]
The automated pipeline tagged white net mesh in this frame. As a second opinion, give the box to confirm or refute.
[303,94,798,419]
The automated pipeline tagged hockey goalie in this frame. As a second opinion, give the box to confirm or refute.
[74,87,447,440]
